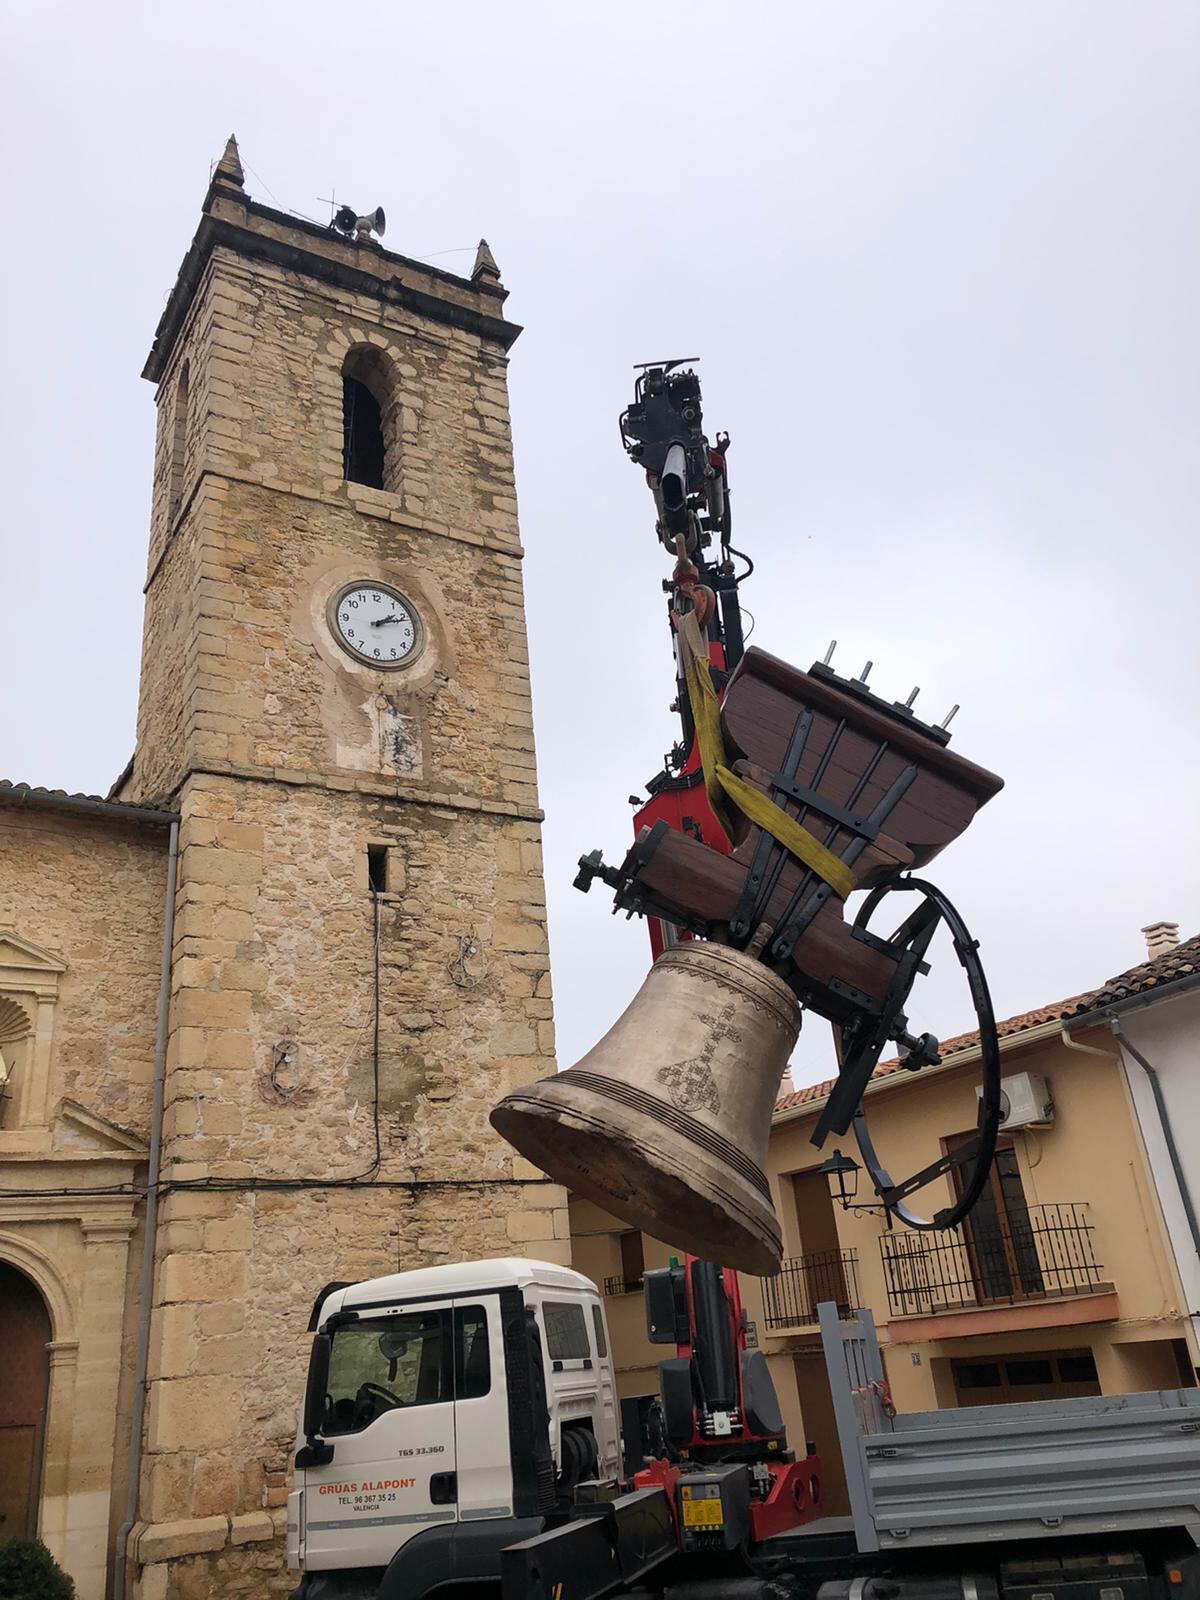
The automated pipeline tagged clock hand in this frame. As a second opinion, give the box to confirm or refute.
[370,614,401,627]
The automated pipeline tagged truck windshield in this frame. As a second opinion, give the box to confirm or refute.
[321,1306,489,1434]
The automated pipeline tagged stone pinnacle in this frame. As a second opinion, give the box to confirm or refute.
[214,135,245,189]
[472,238,501,284]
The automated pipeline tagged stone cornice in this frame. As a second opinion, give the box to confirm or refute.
[0,1141,146,1167]
[143,469,523,593]
[0,1192,141,1224]
[174,763,544,823]
[144,204,520,383]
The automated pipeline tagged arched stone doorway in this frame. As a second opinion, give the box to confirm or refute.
[0,1260,52,1540]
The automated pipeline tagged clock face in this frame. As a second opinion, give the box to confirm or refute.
[329,581,422,668]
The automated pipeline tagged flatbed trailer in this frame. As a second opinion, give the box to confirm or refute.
[499,1303,1200,1600]
[819,1304,1200,1555]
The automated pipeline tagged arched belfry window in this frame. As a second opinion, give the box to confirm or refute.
[342,346,396,491]
[168,361,190,521]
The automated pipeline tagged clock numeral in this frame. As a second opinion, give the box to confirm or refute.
[349,598,359,608]
[372,592,381,601]
[389,648,397,658]
[340,611,349,621]
[346,628,355,638]
[373,648,381,657]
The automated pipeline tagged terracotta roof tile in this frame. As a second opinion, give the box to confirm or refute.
[1066,935,1200,1014]
[775,933,1200,1117]
[2,780,111,806]
[0,780,176,824]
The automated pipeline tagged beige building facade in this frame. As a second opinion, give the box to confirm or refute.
[572,928,1199,1517]
[0,139,567,1599]
[0,804,170,1595]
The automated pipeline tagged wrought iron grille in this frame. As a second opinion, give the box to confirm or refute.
[880,1202,1104,1317]
[603,1275,645,1296]
[761,1249,860,1329]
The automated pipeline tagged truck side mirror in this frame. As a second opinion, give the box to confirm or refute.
[296,1334,335,1469]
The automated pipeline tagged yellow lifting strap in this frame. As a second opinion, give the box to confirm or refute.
[681,647,737,841]
[714,765,856,901]
[675,611,856,902]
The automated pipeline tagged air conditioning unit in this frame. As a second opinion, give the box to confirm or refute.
[976,1070,1053,1130]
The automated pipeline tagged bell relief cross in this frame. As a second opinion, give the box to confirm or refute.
[656,1002,744,1116]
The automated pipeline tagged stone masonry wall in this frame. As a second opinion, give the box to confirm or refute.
[160,773,555,1180]
[138,765,564,1593]
[131,246,530,812]
[183,245,521,542]
[0,807,165,1130]
[134,478,536,807]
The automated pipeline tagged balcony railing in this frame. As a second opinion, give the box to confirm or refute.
[880,1202,1105,1318]
[761,1249,860,1329]
[603,1275,644,1296]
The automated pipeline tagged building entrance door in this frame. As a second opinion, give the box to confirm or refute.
[0,1261,51,1540]
[791,1352,849,1515]
[790,1350,857,1510]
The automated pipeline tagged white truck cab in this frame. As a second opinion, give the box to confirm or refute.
[289,1258,619,1600]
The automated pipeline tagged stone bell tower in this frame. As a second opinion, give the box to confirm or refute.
[119,139,566,1595]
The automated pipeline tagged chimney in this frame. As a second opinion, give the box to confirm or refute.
[1141,920,1181,961]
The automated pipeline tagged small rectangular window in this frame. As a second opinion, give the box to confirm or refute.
[367,844,388,893]
[543,1300,590,1361]
[591,1304,608,1360]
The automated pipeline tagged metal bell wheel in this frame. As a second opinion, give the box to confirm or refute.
[829,875,1003,1230]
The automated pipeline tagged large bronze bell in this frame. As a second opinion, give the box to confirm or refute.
[490,941,800,1276]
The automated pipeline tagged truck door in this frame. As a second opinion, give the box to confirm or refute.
[588,1299,621,1477]
[302,1298,458,1570]
[451,1297,514,1522]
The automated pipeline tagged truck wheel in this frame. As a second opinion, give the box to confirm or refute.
[557,1424,599,1491]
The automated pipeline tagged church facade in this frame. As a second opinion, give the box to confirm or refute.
[0,140,568,1600]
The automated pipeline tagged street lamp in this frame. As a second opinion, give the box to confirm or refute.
[814,1149,863,1212]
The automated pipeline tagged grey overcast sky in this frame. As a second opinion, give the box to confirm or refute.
[2,2,1198,1087]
